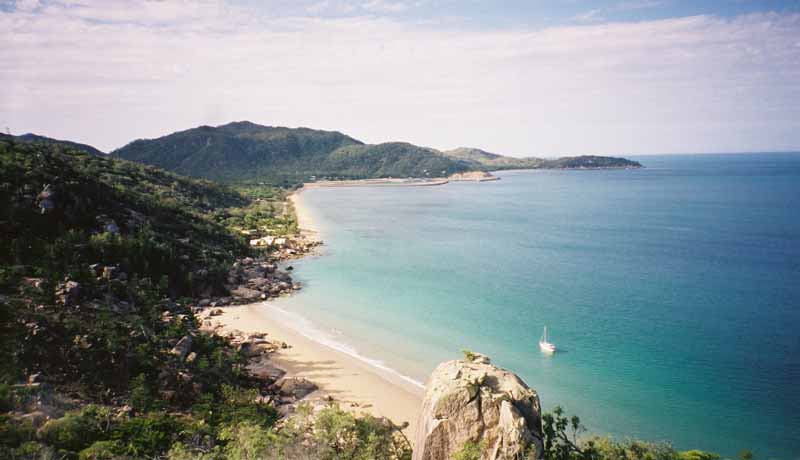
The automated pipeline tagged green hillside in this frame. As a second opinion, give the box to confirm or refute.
[325,142,472,178]
[0,137,412,460]
[14,133,106,156]
[0,134,253,299]
[113,122,640,184]
[113,121,368,183]
[538,155,642,169]
[442,147,642,171]
[443,147,541,169]
[112,123,472,183]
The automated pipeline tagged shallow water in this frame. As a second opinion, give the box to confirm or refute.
[274,153,800,459]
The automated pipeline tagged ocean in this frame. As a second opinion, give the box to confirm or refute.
[269,153,800,459]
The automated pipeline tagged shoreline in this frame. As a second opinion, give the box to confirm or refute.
[218,186,424,437]
[214,303,424,435]
[288,187,319,238]
[303,178,450,188]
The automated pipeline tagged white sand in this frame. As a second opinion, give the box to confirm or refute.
[288,188,320,240]
[216,304,423,437]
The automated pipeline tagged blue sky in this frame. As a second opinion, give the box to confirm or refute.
[1,0,799,155]
[232,0,800,27]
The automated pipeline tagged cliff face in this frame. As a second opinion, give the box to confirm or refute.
[413,353,544,460]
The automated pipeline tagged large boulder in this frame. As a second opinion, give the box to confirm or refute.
[413,353,543,460]
[276,377,318,401]
[170,335,193,361]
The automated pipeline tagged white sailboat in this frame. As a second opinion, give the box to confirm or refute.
[539,326,556,353]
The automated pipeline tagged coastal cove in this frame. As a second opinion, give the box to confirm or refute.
[261,153,800,459]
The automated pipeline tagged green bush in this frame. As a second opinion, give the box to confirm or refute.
[0,415,36,448]
[111,412,181,458]
[37,407,109,453]
[0,383,14,412]
[129,373,156,414]
[78,440,125,460]
[5,441,56,460]
[678,450,721,460]
[278,403,411,460]
[452,440,486,460]
[219,421,276,460]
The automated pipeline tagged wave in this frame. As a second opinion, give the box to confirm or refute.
[256,302,426,390]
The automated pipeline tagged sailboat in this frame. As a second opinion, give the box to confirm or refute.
[539,326,556,353]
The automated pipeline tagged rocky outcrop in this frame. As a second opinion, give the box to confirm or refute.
[448,171,500,182]
[55,280,80,307]
[276,377,318,400]
[36,184,56,214]
[170,335,193,360]
[413,353,543,460]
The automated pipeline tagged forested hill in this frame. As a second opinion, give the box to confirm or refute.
[0,137,304,460]
[442,147,642,171]
[112,121,640,184]
[12,133,106,157]
[112,121,471,184]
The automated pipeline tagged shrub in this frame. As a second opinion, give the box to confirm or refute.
[219,421,276,460]
[280,403,411,460]
[37,407,108,453]
[111,412,181,458]
[6,441,57,460]
[679,450,722,460]
[129,373,156,413]
[452,440,486,460]
[461,349,478,362]
[78,441,125,460]
[0,415,36,448]
[0,384,14,412]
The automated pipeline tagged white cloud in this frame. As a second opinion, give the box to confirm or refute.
[361,0,410,13]
[1,1,799,155]
[570,8,605,23]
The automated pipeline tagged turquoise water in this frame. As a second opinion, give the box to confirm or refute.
[273,154,800,459]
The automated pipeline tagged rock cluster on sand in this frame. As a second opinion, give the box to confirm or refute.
[413,353,543,460]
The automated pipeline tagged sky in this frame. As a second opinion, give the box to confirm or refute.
[1,0,799,156]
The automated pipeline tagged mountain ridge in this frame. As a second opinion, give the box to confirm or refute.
[11,133,106,156]
[112,121,641,183]
[13,122,641,184]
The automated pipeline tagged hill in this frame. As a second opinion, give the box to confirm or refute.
[113,122,640,183]
[13,133,106,156]
[113,121,461,183]
[325,142,471,178]
[109,122,476,183]
[442,147,642,170]
[442,147,540,169]
[0,138,363,460]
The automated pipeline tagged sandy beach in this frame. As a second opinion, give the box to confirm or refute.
[218,187,424,437]
[288,189,318,237]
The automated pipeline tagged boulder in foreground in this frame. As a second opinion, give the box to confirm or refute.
[414,353,543,460]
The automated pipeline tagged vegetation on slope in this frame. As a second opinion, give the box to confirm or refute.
[0,137,410,460]
[443,147,541,170]
[325,142,471,178]
[112,122,640,185]
[13,133,106,157]
[1,136,717,460]
[442,147,642,171]
[113,121,366,184]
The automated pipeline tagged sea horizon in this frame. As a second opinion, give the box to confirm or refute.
[267,152,800,459]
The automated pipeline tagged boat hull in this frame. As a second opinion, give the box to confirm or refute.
[539,342,556,353]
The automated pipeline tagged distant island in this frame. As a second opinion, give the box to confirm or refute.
[97,121,642,184]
